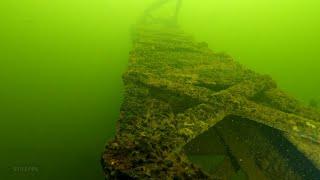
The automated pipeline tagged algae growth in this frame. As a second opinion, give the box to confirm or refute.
[101,1,320,179]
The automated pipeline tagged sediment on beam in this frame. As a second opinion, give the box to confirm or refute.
[174,104,231,147]
[285,134,320,169]
[236,99,320,144]
[255,88,320,121]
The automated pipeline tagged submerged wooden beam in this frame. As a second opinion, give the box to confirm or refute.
[101,5,320,179]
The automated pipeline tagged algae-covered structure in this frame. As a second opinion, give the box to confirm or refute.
[101,1,320,179]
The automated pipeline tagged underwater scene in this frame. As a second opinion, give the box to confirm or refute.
[1,0,320,179]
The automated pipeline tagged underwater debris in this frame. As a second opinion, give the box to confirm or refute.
[101,1,320,179]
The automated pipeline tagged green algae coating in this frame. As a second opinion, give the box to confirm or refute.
[101,13,320,179]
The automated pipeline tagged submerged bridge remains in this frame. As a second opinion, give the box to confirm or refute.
[102,1,320,179]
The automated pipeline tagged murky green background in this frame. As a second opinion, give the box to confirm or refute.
[0,0,319,179]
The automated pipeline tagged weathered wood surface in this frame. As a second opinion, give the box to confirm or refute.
[101,22,320,179]
[102,1,320,176]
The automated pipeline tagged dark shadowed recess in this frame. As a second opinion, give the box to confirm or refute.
[184,116,320,179]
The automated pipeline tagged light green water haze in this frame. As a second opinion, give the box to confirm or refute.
[0,0,319,179]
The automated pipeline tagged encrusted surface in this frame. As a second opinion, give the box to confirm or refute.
[101,24,320,179]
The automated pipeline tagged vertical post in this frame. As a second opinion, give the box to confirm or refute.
[174,0,182,24]
[142,0,183,25]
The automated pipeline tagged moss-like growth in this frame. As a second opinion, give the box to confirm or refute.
[101,20,320,179]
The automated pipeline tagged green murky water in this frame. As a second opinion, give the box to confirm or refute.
[1,0,319,179]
